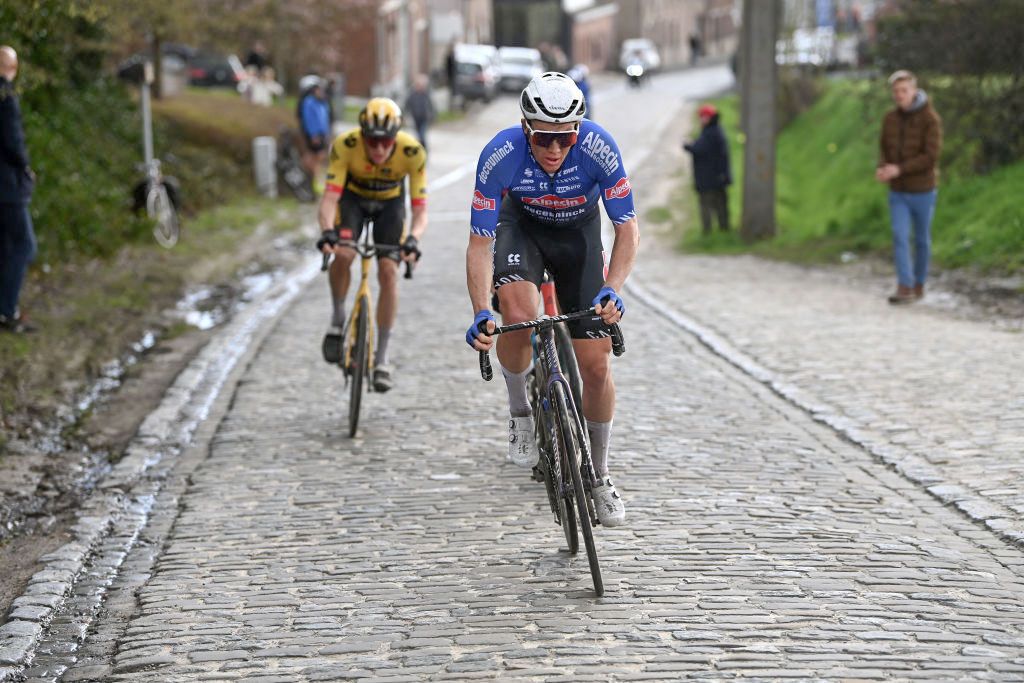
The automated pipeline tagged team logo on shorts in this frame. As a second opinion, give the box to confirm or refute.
[472,190,496,211]
[522,194,586,210]
[604,177,632,200]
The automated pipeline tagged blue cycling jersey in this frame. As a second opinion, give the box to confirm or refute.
[470,119,636,238]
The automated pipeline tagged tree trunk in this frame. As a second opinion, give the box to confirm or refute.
[739,0,779,242]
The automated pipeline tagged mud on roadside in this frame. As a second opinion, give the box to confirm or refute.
[0,201,315,618]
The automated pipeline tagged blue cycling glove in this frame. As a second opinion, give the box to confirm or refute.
[593,286,625,316]
[466,309,495,348]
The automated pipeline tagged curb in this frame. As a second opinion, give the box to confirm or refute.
[626,276,1024,549]
[0,256,321,680]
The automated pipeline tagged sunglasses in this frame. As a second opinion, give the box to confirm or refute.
[366,136,395,149]
[524,120,579,149]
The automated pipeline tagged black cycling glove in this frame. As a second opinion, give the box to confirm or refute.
[401,234,421,259]
[316,229,340,252]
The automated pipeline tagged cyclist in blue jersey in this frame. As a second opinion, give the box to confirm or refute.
[465,72,639,528]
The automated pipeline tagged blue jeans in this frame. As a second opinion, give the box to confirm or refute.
[0,202,36,318]
[889,189,937,287]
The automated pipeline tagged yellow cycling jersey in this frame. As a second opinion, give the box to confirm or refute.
[325,128,427,206]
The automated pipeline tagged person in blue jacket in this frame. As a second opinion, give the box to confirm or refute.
[298,76,331,188]
[464,72,640,528]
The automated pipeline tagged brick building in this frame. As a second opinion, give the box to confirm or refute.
[613,0,738,69]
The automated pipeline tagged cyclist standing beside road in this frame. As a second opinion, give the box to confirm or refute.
[317,98,427,392]
[464,72,639,527]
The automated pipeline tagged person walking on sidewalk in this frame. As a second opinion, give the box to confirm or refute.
[876,70,942,305]
[683,103,731,235]
[0,46,37,334]
[404,74,435,154]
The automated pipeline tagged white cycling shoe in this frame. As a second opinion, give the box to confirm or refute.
[508,416,535,468]
[592,477,626,527]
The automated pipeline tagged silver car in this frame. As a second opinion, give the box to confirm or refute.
[497,46,544,92]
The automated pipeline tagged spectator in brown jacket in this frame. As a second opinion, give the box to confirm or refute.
[875,70,942,304]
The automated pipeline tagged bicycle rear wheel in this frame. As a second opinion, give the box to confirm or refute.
[148,183,180,248]
[348,299,369,437]
[553,382,603,596]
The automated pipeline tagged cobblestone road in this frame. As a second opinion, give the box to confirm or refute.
[8,68,1024,682]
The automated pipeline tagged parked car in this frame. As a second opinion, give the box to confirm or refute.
[497,46,544,92]
[188,52,246,87]
[618,38,661,72]
[453,52,499,103]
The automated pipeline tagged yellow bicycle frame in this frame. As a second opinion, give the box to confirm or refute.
[343,249,376,374]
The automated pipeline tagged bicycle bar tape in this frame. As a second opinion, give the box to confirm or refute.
[320,253,330,272]
[610,323,626,357]
[479,351,493,381]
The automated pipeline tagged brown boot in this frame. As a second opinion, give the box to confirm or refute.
[913,284,924,299]
[888,285,916,305]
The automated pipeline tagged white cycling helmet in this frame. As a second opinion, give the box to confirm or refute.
[520,71,586,124]
[298,74,323,92]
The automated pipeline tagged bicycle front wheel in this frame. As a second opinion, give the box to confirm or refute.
[553,382,603,596]
[348,299,369,437]
[148,183,180,248]
[530,365,577,554]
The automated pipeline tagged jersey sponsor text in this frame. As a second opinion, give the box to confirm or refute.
[604,177,632,200]
[472,190,496,211]
[478,140,515,184]
[580,131,620,175]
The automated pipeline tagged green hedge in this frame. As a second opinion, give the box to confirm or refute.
[25,79,150,263]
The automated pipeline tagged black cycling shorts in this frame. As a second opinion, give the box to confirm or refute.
[492,201,611,340]
[337,191,406,262]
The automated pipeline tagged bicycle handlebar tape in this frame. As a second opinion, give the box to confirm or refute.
[320,253,330,272]
[610,323,626,357]
[479,351,493,381]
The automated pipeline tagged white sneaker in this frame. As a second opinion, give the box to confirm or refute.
[592,477,626,527]
[508,417,535,468]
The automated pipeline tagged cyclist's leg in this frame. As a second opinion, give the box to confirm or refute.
[548,211,618,478]
[493,203,544,378]
[493,205,544,466]
[371,197,405,369]
[328,194,365,326]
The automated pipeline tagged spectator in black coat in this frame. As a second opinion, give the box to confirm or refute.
[683,103,732,234]
[404,74,435,154]
[0,46,36,333]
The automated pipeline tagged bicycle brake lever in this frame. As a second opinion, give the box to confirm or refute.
[610,323,625,357]
[479,351,493,381]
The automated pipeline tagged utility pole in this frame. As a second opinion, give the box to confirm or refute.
[739,0,780,241]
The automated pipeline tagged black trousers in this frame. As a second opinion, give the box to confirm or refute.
[698,188,729,233]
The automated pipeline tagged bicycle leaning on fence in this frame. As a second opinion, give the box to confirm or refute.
[476,285,625,597]
[321,219,419,437]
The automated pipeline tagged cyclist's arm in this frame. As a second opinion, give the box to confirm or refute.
[407,148,428,240]
[466,234,494,314]
[318,187,341,233]
[604,217,639,291]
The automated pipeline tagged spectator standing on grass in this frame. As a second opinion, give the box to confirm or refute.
[298,77,330,191]
[0,46,36,334]
[683,103,731,235]
[404,74,435,154]
[875,70,942,305]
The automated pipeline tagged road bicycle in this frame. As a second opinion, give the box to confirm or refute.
[144,158,181,248]
[477,289,624,596]
[321,220,418,437]
[278,127,315,202]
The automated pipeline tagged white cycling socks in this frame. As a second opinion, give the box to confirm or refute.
[501,365,532,418]
[376,327,392,366]
[331,299,346,329]
[587,419,612,478]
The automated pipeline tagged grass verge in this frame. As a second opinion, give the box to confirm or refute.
[679,80,1024,274]
[0,195,308,433]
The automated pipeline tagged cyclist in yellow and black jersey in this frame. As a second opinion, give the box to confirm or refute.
[316,98,428,392]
